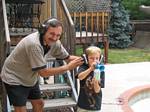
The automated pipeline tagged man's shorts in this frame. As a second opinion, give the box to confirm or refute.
[4,82,41,106]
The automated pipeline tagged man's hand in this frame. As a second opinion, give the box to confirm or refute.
[65,55,81,62]
[67,57,83,70]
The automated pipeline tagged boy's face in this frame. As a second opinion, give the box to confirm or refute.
[88,52,101,66]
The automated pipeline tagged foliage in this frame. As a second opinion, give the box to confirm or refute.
[122,0,150,20]
[107,0,133,48]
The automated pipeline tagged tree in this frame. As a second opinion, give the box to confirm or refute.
[107,0,133,48]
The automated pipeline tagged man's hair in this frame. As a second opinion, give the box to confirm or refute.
[39,18,63,35]
[85,46,101,56]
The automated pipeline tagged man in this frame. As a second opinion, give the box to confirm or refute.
[1,18,83,112]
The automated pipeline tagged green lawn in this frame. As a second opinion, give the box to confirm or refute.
[76,46,150,64]
[108,48,150,64]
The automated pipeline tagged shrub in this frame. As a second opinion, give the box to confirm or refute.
[122,0,150,20]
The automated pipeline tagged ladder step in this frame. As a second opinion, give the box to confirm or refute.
[40,83,71,92]
[11,98,76,111]
[40,98,77,110]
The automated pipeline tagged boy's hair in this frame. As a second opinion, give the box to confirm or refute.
[85,46,101,56]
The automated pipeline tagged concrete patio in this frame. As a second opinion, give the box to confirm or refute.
[101,62,150,112]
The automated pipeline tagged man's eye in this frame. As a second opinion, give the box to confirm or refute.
[49,33,61,37]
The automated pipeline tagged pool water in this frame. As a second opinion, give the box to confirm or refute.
[131,98,150,112]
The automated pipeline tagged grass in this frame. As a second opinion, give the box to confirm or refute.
[75,46,150,64]
[108,48,150,64]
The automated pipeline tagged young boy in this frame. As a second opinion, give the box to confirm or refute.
[76,46,104,112]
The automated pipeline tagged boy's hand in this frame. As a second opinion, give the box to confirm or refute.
[90,62,97,70]
[92,77,101,93]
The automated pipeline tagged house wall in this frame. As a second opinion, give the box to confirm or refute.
[40,0,51,23]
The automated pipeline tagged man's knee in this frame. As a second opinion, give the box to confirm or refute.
[38,100,44,107]
[31,99,44,108]
[31,99,44,112]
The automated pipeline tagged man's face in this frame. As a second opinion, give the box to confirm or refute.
[43,26,62,46]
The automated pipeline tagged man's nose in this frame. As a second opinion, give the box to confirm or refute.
[52,35,59,41]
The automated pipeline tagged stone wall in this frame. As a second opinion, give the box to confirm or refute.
[132,31,150,49]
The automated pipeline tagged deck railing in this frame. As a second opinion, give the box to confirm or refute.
[71,11,110,63]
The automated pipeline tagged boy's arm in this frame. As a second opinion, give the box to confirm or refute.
[78,66,94,80]
[92,78,101,93]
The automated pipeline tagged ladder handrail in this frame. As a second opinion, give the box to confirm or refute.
[2,0,10,58]
[63,61,78,102]
[56,0,76,54]
[0,0,11,111]
[45,59,78,102]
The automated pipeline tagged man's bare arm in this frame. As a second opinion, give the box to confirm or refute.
[38,57,83,77]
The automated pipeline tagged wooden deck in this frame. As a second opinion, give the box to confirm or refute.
[75,31,109,64]
[10,31,108,46]
[10,29,108,43]
[75,31,108,44]
[10,28,109,63]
